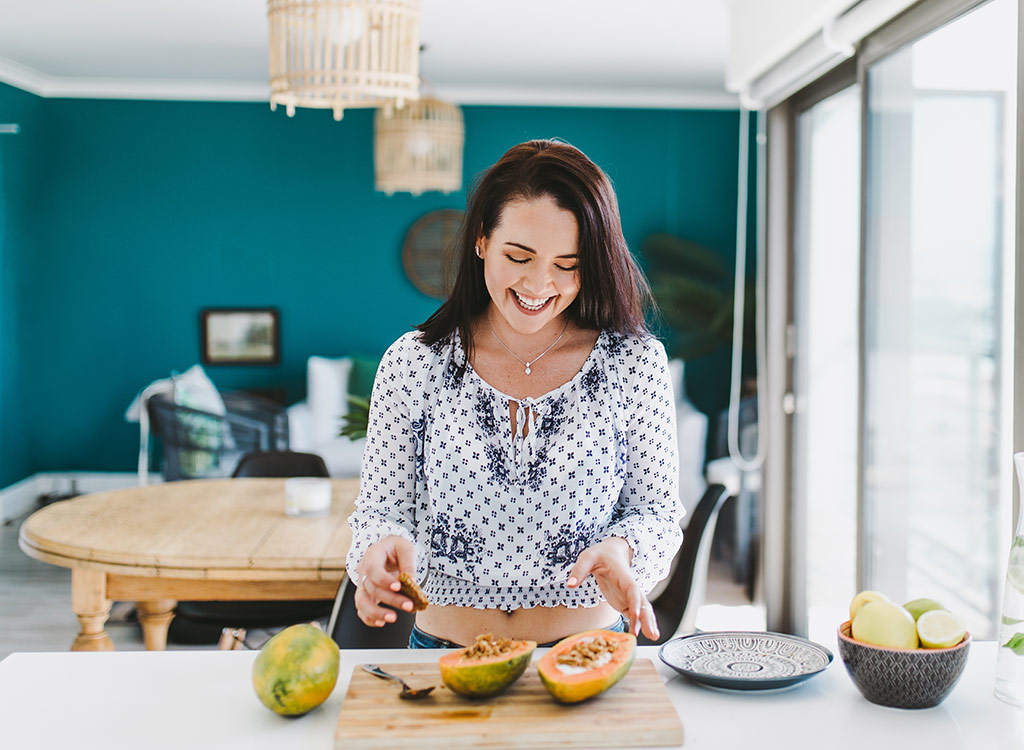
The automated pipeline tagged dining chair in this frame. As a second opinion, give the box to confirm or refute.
[326,575,416,650]
[212,451,412,650]
[231,450,329,478]
[172,451,335,646]
[144,392,289,483]
[637,482,732,646]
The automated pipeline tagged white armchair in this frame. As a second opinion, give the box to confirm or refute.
[287,356,367,478]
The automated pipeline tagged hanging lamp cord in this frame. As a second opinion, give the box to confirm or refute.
[727,106,768,473]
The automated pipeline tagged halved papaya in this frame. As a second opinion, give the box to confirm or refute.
[438,634,537,698]
[537,629,636,703]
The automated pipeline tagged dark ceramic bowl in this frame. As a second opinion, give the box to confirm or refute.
[837,620,970,709]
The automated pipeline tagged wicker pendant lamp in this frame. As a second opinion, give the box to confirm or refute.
[267,0,421,121]
[374,95,464,195]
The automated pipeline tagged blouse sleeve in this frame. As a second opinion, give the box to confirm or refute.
[603,337,684,595]
[345,334,422,587]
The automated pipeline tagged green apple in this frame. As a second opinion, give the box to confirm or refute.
[851,600,919,649]
[849,590,890,621]
[916,609,967,649]
[903,597,944,622]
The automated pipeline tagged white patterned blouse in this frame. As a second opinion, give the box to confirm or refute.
[345,327,683,612]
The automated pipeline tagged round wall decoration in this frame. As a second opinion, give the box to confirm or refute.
[402,209,464,299]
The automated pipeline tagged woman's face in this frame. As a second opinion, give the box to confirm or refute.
[478,195,581,337]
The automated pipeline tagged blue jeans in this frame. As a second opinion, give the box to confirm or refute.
[409,615,629,649]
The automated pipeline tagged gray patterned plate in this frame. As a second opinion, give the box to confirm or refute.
[659,631,833,691]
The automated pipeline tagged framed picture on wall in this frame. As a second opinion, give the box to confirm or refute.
[200,308,280,366]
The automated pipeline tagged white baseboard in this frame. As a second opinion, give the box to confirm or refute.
[0,471,153,522]
[0,475,43,522]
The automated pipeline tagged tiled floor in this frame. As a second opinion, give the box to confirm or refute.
[0,502,758,661]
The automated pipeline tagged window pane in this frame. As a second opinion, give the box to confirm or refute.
[863,0,1016,639]
[793,84,861,644]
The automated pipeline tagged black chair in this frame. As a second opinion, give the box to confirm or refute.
[638,483,732,646]
[146,392,289,481]
[167,450,334,645]
[328,577,417,649]
[233,450,329,478]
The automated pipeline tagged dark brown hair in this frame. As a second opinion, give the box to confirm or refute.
[417,139,653,358]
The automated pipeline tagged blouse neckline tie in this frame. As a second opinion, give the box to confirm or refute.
[511,397,545,480]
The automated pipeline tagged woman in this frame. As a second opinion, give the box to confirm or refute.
[346,139,682,647]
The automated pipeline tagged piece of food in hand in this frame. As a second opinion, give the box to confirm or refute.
[537,629,637,703]
[398,571,429,611]
[851,600,919,649]
[439,633,537,698]
[903,597,944,623]
[252,623,340,716]
[916,609,967,649]
[849,590,890,621]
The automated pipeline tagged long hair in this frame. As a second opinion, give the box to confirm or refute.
[417,139,654,360]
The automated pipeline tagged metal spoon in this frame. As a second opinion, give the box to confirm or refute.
[362,664,436,699]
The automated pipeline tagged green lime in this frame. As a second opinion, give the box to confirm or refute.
[903,598,944,622]
[916,609,967,649]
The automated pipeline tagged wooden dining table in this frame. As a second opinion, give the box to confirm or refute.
[18,478,357,651]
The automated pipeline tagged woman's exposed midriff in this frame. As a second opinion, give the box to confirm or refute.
[414,601,621,647]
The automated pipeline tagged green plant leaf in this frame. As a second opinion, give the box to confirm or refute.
[1003,616,1024,626]
[339,395,370,441]
[1003,633,1024,655]
[643,233,728,282]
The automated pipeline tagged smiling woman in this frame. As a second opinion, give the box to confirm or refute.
[345,140,682,648]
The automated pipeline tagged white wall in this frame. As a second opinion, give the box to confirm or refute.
[724,0,857,91]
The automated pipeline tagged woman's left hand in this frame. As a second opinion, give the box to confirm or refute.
[566,537,659,641]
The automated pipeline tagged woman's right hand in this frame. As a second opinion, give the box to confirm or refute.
[353,535,418,627]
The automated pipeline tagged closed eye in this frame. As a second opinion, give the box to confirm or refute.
[504,253,577,272]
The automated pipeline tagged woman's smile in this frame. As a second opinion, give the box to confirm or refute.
[511,289,554,314]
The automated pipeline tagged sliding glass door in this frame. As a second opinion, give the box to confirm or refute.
[792,82,862,642]
[861,0,1016,639]
[786,0,1017,641]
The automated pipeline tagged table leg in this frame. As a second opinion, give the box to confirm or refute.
[137,600,177,651]
[70,569,114,652]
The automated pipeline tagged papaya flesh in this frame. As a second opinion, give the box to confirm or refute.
[537,629,636,703]
[252,623,340,717]
[439,634,537,698]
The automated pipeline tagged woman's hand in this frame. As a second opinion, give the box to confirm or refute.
[353,535,417,627]
[566,537,659,641]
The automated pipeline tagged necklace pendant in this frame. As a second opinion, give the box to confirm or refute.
[525,364,532,375]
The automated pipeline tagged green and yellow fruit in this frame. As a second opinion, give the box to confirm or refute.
[903,597,944,623]
[849,590,890,621]
[537,630,636,704]
[851,600,919,649]
[252,623,340,717]
[439,634,537,698]
[916,609,967,649]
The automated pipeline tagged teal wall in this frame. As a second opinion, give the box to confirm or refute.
[0,84,743,485]
[0,84,44,488]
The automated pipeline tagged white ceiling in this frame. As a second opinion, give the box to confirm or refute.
[0,0,736,108]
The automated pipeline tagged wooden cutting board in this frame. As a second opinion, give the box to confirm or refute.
[334,659,683,749]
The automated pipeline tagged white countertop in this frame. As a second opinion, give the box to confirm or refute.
[1,643,1021,749]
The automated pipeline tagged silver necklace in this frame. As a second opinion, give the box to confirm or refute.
[488,318,569,375]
